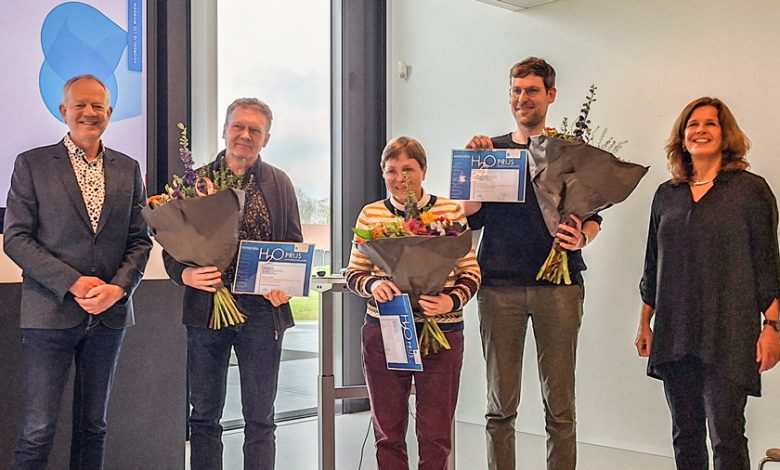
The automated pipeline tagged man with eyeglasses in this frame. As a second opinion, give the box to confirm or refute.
[462,57,602,470]
[163,98,302,470]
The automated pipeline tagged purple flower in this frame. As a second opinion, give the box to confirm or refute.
[178,147,197,186]
[182,169,198,186]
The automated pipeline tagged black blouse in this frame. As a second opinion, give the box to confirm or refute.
[640,170,780,396]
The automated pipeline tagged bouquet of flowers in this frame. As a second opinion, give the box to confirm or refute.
[545,85,627,154]
[353,173,472,355]
[142,123,248,329]
[533,86,647,284]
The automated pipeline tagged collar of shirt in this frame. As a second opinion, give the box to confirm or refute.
[64,134,105,164]
[388,189,431,212]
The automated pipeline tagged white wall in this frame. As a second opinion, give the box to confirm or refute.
[389,0,780,460]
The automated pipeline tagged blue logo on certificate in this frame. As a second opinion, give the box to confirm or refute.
[449,149,527,202]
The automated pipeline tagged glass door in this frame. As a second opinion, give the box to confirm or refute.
[214,0,332,426]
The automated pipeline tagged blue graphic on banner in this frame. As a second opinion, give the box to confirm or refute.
[39,2,142,122]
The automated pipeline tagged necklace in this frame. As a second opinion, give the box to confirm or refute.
[690,177,715,186]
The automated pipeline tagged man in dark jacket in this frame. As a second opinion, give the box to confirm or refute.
[4,74,151,469]
[164,98,302,470]
[464,58,601,470]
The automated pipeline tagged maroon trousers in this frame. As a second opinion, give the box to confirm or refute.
[361,321,464,470]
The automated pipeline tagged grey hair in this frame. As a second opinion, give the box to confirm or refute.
[223,98,273,131]
[62,74,110,103]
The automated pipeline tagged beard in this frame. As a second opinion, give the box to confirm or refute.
[514,107,545,129]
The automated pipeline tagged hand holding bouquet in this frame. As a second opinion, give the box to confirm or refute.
[353,171,473,355]
[143,123,249,329]
[531,136,648,284]
[532,87,647,284]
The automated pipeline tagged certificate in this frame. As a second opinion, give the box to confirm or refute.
[377,294,423,371]
[449,149,528,202]
[232,241,315,297]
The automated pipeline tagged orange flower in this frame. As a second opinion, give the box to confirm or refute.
[147,194,164,207]
[543,127,559,138]
[419,211,437,225]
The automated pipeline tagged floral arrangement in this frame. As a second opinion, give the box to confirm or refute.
[353,211,464,242]
[143,123,246,329]
[533,85,644,285]
[353,171,470,355]
[545,84,627,154]
[148,123,254,210]
[147,123,199,207]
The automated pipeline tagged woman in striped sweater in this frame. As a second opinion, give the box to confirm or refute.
[346,136,481,469]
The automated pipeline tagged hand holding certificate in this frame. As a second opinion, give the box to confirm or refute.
[233,241,316,297]
[377,294,423,371]
[449,149,528,202]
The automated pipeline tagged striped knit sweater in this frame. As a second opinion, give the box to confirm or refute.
[346,193,481,330]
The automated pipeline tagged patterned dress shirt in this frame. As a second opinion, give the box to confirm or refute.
[64,134,105,232]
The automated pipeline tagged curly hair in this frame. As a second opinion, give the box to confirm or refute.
[666,97,750,183]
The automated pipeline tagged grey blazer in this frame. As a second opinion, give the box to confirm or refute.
[3,139,152,329]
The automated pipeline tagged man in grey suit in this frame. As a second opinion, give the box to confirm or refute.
[3,74,152,469]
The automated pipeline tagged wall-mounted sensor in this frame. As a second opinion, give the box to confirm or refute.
[398,61,409,80]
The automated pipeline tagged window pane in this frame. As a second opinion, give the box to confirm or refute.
[217,0,331,422]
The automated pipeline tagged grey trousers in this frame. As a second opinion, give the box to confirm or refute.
[478,284,584,470]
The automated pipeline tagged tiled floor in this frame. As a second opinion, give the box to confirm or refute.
[197,412,675,469]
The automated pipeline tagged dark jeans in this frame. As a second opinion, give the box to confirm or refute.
[187,299,284,470]
[13,317,126,470]
[659,356,750,470]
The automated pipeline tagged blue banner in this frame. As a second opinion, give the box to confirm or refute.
[128,0,142,71]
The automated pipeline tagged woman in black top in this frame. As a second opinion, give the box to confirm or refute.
[636,97,780,470]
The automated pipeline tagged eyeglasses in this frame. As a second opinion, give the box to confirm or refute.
[510,86,545,98]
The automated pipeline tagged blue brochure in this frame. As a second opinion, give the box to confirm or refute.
[233,241,315,297]
[449,148,528,202]
[377,294,423,371]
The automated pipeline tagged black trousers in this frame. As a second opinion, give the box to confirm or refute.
[658,356,750,470]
